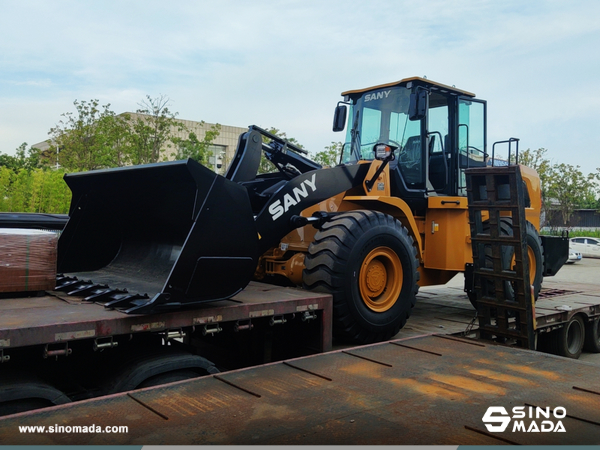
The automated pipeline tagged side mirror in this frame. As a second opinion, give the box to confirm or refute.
[409,90,427,121]
[333,104,347,132]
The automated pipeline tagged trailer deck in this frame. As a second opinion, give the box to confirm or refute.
[4,278,597,356]
[0,282,333,354]
[1,332,599,445]
[392,278,600,342]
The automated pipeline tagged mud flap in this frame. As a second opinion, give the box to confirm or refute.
[541,234,569,276]
[57,159,259,313]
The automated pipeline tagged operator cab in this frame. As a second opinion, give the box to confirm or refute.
[333,77,487,215]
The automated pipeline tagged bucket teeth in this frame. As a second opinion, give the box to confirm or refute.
[104,293,150,310]
[54,274,150,311]
[84,288,128,303]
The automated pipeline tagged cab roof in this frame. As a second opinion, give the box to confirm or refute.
[341,76,476,98]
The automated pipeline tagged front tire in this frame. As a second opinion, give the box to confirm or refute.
[303,210,420,344]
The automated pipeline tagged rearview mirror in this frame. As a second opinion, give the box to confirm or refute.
[409,90,427,121]
[333,104,347,132]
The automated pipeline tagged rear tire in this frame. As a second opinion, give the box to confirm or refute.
[0,371,71,417]
[468,219,544,309]
[105,349,219,394]
[584,317,600,353]
[303,210,419,344]
[549,315,585,359]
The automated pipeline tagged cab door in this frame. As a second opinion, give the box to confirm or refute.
[457,98,487,196]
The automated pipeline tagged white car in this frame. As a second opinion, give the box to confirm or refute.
[566,249,582,264]
[569,237,600,258]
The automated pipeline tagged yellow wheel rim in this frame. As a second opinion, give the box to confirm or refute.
[359,247,403,312]
[512,246,536,285]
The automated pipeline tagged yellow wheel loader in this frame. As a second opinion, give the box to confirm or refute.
[56,77,568,344]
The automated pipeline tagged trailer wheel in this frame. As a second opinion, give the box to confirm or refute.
[303,210,419,344]
[550,314,585,359]
[468,219,543,309]
[0,371,71,417]
[584,317,600,353]
[105,350,219,394]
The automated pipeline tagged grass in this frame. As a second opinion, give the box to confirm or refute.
[541,229,600,238]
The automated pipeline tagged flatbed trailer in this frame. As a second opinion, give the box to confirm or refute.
[394,280,600,360]
[1,331,599,445]
[0,282,332,415]
[0,282,332,353]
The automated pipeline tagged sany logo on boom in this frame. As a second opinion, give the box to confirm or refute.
[269,173,317,221]
[364,90,391,102]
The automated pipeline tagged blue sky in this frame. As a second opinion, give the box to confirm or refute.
[2,0,600,174]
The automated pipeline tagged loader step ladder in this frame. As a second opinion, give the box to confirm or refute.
[465,164,535,350]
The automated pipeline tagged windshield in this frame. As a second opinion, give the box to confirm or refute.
[341,86,420,164]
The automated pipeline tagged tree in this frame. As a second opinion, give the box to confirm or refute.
[174,123,221,167]
[97,111,131,167]
[312,141,342,167]
[126,95,184,165]
[49,99,125,171]
[519,148,554,223]
[0,143,44,171]
[547,162,596,225]
[0,166,13,211]
[578,186,600,210]
[519,148,599,227]
[27,169,71,213]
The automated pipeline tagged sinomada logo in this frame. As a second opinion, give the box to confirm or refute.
[482,406,567,433]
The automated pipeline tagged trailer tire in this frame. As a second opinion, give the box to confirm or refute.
[468,219,543,309]
[584,317,600,353]
[550,314,585,359]
[0,371,71,417]
[303,210,419,344]
[105,349,219,394]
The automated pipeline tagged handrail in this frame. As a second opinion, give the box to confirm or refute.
[491,137,520,166]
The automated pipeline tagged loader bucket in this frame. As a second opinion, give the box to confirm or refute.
[57,159,259,314]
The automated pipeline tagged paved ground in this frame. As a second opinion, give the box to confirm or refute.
[443,256,600,365]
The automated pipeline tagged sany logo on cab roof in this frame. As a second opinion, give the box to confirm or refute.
[364,90,391,102]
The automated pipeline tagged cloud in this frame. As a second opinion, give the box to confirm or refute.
[1,0,600,173]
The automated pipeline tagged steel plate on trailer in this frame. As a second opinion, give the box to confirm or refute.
[1,334,599,445]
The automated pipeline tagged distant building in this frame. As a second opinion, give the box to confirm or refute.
[543,208,600,231]
[32,116,248,174]
[123,113,247,172]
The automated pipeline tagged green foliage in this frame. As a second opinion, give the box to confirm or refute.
[258,127,305,174]
[50,99,125,171]
[312,141,342,167]
[0,167,71,214]
[97,111,131,167]
[541,229,600,238]
[0,94,220,214]
[519,148,600,226]
[127,95,185,165]
[548,162,597,224]
[174,123,222,166]
[0,143,45,171]
[48,95,193,170]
